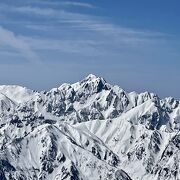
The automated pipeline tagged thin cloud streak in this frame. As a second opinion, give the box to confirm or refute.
[63,1,95,8]
[20,37,103,55]
[16,6,55,16]
[0,26,40,63]
[1,4,167,45]
[13,6,166,47]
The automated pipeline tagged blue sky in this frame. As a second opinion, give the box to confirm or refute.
[0,0,180,99]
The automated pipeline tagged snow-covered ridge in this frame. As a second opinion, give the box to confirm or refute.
[0,74,179,129]
[0,74,179,180]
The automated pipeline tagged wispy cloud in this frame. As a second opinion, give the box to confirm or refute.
[63,1,95,8]
[20,37,102,55]
[12,5,90,20]
[61,19,166,45]
[16,6,54,16]
[1,4,165,38]
[0,2,169,60]
[0,26,40,63]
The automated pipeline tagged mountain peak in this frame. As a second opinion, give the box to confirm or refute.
[83,74,107,83]
[85,74,98,80]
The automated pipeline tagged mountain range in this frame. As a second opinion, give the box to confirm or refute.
[0,74,180,180]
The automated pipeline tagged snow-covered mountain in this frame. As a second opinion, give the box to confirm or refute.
[0,74,180,180]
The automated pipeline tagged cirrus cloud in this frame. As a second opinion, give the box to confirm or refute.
[0,26,40,63]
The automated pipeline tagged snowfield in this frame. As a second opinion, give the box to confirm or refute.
[0,74,180,180]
